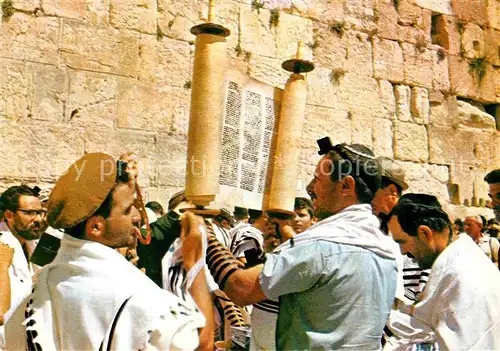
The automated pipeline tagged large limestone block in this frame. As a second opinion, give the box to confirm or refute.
[449,55,498,103]
[0,122,85,181]
[339,73,385,119]
[2,13,59,64]
[414,0,453,14]
[429,96,458,126]
[485,29,500,66]
[373,118,394,158]
[1,60,31,120]
[345,31,373,77]
[240,7,276,58]
[61,20,141,76]
[30,64,68,122]
[138,36,191,88]
[454,100,497,129]
[42,0,108,24]
[345,0,376,32]
[432,49,450,92]
[432,15,460,55]
[116,82,189,132]
[428,125,476,164]
[378,80,396,119]
[460,23,485,60]
[402,43,433,88]
[376,0,399,41]
[488,0,500,30]
[373,37,404,82]
[304,0,345,23]
[302,105,351,150]
[155,133,188,187]
[247,55,290,89]
[312,22,348,71]
[8,0,38,12]
[472,131,499,169]
[411,87,430,124]
[399,161,450,200]
[395,85,412,122]
[109,0,156,34]
[394,122,429,162]
[67,70,121,126]
[305,67,346,109]
[351,116,373,149]
[396,0,422,26]
[276,12,313,60]
[451,0,488,26]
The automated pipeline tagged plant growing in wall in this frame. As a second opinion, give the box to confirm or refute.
[469,57,487,84]
[330,21,345,36]
[269,8,280,28]
[2,0,14,20]
[251,0,265,14]
[330,68,346,85]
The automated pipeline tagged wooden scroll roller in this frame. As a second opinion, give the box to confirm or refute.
[266,42,315,220]
[185,0,230,217]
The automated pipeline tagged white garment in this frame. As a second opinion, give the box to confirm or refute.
[414,235,500,350]
[229,223,264,259]
[478,233,499,262]
[0,230,34,349]
[5,234,205,350]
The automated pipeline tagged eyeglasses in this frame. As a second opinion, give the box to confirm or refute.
[17,209,47,218]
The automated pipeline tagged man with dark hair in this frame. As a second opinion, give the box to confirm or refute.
[145,201,165,217]
[5,153,214,350]
[292,197,314,234]
[229,209,267,267]
[0,185,44,347]
[192,142,399,349]
[388,194,500,349]
[485,169,500,221]
[233,206,249,224]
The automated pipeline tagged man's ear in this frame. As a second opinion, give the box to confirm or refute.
[387,184,399,196]
[4,209,14,222]
[417,225,434,243]
[85,216,106,240]
[341,176,356,196]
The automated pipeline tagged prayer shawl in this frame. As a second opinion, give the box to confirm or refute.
[414,235,500,350]
[229,223,264,259]
[5,234,205,350]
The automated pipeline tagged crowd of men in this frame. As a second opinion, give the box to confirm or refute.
[0,141,499,350]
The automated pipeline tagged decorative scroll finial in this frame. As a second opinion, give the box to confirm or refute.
[281,41,315,74]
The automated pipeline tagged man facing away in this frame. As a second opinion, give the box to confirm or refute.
[5,153,214,350]
[388,195,500,349]
[485,169,500,221]
[194,143,399,350]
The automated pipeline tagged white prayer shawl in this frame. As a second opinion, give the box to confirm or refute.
[5,234,205,350]
[229,223,264,259]
[414,235,500,350]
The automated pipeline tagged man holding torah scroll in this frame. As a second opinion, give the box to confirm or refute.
[5,153,214,350]
[190,140,399,349]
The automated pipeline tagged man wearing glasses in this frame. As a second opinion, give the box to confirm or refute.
[0,185,44,347]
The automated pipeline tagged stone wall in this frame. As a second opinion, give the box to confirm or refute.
[0,0,499,218]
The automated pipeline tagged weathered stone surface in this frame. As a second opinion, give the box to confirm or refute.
[303,0,345,24]
[138,36,191,88]
[1,60,31,120]
[240,7,276,58]
[155,133,188,187]
[247,54,290,89]
[61,20,142,76]
[312,22,348,71]
[414,0,453,15]
[411,87,430,124]
[306,67,346,109]
[373,37,404,82]
[338,73,385,119]
[276,12,313,60]
[488,0,500,30]
[345,31,373,77]
[376,0,399,41]
[302,105,351,150]
[461,23,485,60]
[2,13,60,64]
[432,49,450,92]
[396,0,422,26]
[429,125,476,165]
[399,161,450,200]
[484,28,500,67]
[395,85,412,122]
[454,100,497,129]
[429,89,445,105]
[109,0,156,34]
[432,15,460,55]
[116,82,189,132]
[472,130,499,169]
[67,70,121,126]
[451,0,488,26]
[0,122,85,181]
[30,64,68,122]
[42,0,109,24]
[10,0,38,12]
[394,122,428,162]
[429,96,458,126]
[345,0,376,32]
[402,43,433,88]
[351,116,373,149]
[417,9,432,35]
[378,80,396,119]
[373,118,394,158]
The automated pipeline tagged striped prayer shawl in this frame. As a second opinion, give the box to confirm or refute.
[229,224,264,259]
[402,255,430,302]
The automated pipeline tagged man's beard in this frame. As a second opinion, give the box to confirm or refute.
[14,223,42,241]
[417,252,439,270]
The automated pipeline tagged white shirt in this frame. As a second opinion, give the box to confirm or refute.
[0,230,34,349]
[414,235,500,350]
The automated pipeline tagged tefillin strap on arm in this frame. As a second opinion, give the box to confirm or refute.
[204,221,245,290]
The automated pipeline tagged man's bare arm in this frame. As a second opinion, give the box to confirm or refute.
[223,265,267,306]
